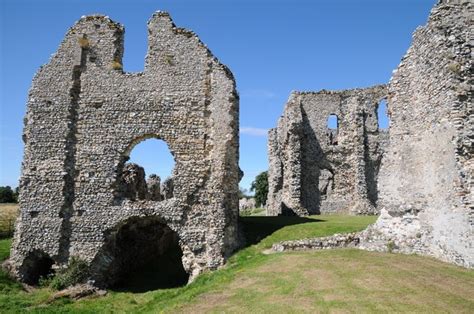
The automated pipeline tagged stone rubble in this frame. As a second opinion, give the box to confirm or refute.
[272,233,360,252]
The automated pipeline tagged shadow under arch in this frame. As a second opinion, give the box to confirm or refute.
[91,216,189,292]
[19,250,55,285]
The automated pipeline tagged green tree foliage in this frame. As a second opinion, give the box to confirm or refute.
[250,171,268,207]
[0,186,17,203]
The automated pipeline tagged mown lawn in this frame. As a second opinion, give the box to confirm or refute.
[0,214,473,313]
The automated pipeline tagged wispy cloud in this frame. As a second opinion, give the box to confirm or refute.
[240,127,268,137]
[240,89,276,99]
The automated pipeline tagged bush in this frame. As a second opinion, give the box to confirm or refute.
[50,257,90,290]
[0,186,17,203]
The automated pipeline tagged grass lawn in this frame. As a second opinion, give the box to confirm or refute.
[0,214,473,313]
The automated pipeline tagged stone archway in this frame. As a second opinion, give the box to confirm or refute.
[18,250,55,285]
[92,216,189,291]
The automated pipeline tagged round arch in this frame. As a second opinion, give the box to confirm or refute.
[114,134,176,202]
[91,216,189,291]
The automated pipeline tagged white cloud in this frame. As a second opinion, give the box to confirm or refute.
[240,127,268,137]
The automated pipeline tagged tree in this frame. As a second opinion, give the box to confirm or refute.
[250,171,268,207]
[0,186,17,203]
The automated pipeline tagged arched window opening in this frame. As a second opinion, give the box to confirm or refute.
[99,217,189,292]
[326,114,339,145]
[327,114,338,130]
[377,99,390,130]
[118,138,175,201]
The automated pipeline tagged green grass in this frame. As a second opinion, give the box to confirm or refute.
[239,207,266,217]
[0,215,472,313]
[242,215,375,249]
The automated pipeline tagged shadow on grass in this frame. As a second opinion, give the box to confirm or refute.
[240,216,324,248]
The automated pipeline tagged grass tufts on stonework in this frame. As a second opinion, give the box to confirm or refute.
[0,215,473,313]
[78,37,90,49]
[111,60,123,70]
[49,257,90,290]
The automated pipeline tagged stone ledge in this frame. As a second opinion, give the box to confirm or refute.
[271,232,360,253]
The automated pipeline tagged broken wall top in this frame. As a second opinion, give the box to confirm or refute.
[12,12,240,284]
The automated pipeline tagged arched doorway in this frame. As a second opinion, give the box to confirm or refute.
[96,216,189,292]
[19,250,55,285]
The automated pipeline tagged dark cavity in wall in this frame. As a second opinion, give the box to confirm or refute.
[97,217,189,292]
[19,250,55,285]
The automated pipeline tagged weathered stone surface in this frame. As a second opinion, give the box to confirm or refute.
[161,177,174,200]
[146,174,162,201]
[119,163,148,201]
[272,233,360,252]
[239,198,256,212]
[359,0,473,268]
[267,86,388,216]
[9,12,240,285]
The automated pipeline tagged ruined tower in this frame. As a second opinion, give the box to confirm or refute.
[267,86,388,216]
[360,0,473,268]
[8,12,240,285]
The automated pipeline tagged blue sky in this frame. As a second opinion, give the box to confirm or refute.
[0,0,436,191]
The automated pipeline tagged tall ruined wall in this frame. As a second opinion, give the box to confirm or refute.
[360,0,473,268]
[268,86,387,216]
[8,12,240,284]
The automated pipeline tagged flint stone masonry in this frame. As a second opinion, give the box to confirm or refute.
[269,0,473,269]
[267,86,388,216]
[8,12,240,285]
[272,233,360,252]
[239,198,256,212]
[359,0,473,268]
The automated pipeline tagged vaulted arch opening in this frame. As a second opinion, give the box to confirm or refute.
[97,216,189,292]
[19,250,55,285]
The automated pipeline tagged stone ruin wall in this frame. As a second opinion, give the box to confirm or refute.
[268,0,472,269]
[360,0,473,268]
[267,86,388,216]
[8,12,240,285]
